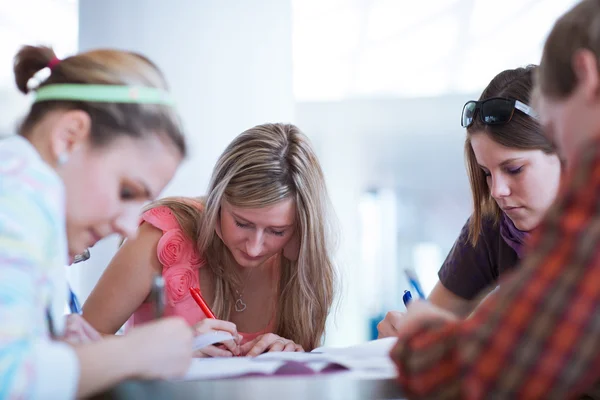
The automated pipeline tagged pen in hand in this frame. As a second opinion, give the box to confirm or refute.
[403,269,426,307]
[189,287,242,356]
[189,287,216,319]
[151,274,166,319]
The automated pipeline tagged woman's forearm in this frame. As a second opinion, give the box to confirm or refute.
[74,335,138,398]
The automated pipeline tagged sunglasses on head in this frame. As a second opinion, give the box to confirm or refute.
[461,97,538,128]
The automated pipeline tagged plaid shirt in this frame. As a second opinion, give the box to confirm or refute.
[391,139,600,399]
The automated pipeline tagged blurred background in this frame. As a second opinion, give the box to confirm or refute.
[0,0,579,346]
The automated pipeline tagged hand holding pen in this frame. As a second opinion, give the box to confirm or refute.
[378,269,427,339]
[402,269,426,307]
[189,287,242,357]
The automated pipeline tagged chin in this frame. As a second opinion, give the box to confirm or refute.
[511,218,536,232]
[233,253,267,268]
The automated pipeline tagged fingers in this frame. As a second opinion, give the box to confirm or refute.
[395,300,458,339]
[239,334,303,356]
[239,337,259,356]
[377,311,405,339]
[377,321,397,339]
[79,316,102,341]
[194,319,239,338]
[246,340,270,357]
[63,314,102,345]
[266,339,287,353]
[246,334,279,357]
[281,342,297,352]
[195,345,234,358]
[219,339,240,356]
[246,334,302,356]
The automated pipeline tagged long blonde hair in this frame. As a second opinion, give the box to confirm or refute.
[149,123,337,350]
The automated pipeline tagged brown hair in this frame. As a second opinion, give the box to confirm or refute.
[465,66,557,245]
[148,123,337,350]
[538,0,600,99]
[13,45,186,155]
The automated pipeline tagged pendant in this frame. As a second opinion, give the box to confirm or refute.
[235,298,247,312]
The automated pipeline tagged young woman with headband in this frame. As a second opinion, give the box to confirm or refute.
[0,45,193,398]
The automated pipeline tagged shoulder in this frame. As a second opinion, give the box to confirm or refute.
[140,197,205,232]
[458,214,501,247]
[0,136,66,267]
[0,135,63,208]
[478,214,502,241]
[140,197,205,269]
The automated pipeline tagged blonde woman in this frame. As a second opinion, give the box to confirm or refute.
[83,123,337,356]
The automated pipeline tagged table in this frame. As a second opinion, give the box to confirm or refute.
[94,375,405,400]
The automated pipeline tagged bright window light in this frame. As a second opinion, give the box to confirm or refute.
[293,0,581,101]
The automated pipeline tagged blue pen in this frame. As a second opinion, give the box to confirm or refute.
[402,290,413,307]
[69,248,90,314]
[404,269,426,299]
[403,269,427,307]
[68,287,82,314]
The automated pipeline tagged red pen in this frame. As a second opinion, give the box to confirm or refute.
[189,287,216,319]
[190,287,242,356]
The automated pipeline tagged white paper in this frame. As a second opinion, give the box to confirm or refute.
[192,331,235,351]
[180,357,283,381]
[180,337,398,381]
[311,337,397,357]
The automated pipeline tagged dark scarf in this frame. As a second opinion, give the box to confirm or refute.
[499,213,530,259]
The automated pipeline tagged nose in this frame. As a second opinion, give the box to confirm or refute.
[490,174,511,199]
[245,231,264,257]
[113,203,142,240]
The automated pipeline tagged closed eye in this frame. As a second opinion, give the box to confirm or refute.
[235,220,251,229]
[506,166,524,175]
[120,186,142,201]
[270,229,285,237]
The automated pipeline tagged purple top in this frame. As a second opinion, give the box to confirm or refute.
[438,215,528,301]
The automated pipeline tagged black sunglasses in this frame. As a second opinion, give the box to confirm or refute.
[461,97,538,128]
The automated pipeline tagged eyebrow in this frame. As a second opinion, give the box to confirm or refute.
[499,158,525,167]
[478,158,525,171]
[231,212,294,229]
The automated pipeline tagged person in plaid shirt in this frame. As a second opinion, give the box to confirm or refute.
[390,1,600,398]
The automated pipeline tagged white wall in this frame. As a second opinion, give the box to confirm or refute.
[72,0,294,300]
[71,1,485,347]
[297,93,477,344]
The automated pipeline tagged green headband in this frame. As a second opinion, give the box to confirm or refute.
[33,84,175,106]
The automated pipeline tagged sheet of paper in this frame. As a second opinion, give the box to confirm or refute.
[179,357,285,380]
[179,337,399,381]
[311,337,397,357]
[192,331,235,351]
[256,340,397,379]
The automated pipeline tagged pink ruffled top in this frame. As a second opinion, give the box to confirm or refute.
[130,202,272,344]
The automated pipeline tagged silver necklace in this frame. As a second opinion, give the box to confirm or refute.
[233,268,257,313]
[234,288,247,312]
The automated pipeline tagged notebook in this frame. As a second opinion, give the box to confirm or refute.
[180,337,398,381]
[192,331,235,351]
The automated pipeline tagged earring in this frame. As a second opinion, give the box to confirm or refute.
[57,152,69,166]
